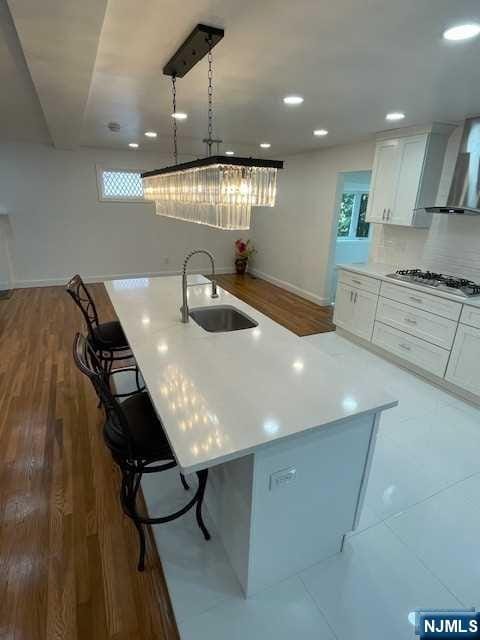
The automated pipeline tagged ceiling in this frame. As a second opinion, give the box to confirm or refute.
[3,0,480,157]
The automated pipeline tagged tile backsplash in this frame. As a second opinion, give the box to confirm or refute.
[370,124,480,281]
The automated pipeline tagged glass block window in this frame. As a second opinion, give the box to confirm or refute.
[97,167,146,202]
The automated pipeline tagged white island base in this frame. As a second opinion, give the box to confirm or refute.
[141,409,380,618]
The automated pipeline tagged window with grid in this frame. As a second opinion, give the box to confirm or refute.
[337,191,371,240]
[97,167,146,202]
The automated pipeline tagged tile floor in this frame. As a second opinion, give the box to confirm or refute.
[143,332,480,640]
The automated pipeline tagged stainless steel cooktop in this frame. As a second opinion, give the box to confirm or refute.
[387,269,480,298]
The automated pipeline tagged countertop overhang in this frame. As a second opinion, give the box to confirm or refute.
[105,274,397,473]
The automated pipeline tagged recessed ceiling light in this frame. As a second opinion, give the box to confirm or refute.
[313,129,328,136]
[283,95,304,105]
[443,23,480,41]
[260,142,271,148]
[128,142,139,148]
[171,112,188,120]
[144,131,157,138]
[386,112,405,121]
[225,150,235,155]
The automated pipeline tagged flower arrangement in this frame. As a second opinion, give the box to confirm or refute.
[234,239,256,259]
[234,239,256,275]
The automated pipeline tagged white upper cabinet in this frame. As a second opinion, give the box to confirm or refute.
[366,125,453,228]
[366,139,400,223]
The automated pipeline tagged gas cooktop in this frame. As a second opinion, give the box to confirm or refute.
[386,269,480,298]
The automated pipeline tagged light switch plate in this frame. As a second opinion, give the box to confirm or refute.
[269,466,297,491]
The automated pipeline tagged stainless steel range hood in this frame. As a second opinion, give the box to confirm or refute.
[425,116,480,216]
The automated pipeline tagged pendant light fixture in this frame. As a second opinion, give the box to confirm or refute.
[141,24,283,230]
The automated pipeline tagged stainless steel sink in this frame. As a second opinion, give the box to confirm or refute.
[189,305,258,333]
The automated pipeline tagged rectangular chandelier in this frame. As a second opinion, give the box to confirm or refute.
[142,156,283,230]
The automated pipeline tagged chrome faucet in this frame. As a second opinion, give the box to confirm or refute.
[181,249,218,322]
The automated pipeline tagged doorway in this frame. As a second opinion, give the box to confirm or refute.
[328,170,372,301]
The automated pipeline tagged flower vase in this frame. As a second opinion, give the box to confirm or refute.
[235,257,248,275]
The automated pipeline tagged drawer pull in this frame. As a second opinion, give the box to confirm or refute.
[409,295,423,304]
[399,343,411,351]
[405,317,417,325]
[352,279,361,285]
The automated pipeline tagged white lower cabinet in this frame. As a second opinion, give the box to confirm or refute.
[372,322,450,377]
[335,269,480,400]
[375,297,457,350]
[333,283,378,341]
[445,324,480,396]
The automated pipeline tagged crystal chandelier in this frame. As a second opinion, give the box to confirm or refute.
[141,24,283,231]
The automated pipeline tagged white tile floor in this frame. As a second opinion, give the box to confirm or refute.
[143,332,480,640]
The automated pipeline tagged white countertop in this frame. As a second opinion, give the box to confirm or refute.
[337,262,480,309]
[105,275,397,473]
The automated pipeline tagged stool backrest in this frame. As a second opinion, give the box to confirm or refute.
[72,332,132,456]
[66,275,99,337]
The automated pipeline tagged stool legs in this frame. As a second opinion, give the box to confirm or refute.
[195,469,211,541]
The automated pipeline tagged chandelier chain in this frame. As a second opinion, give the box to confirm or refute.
[207,36,214,156]
[172,75,178,164]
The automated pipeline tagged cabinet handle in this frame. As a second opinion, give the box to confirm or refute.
[354,292,358,303]
[409,295,423,304]
[352,279,361,285]
[350,291,353,302]
[387,208,391,220]
[382,208,386,221]
[399,343,411,351]
[405,317,417,325]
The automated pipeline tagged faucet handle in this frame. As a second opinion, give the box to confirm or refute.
[211,280,219,298]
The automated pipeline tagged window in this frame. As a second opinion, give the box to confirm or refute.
[97,167,146,202]
[337,191,371,239]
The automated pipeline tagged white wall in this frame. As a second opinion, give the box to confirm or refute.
[0,143,241,287]
[250,140,375,304]
[0,214,13,290]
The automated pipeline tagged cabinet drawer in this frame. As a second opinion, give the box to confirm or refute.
[380,281,461,321]
[338,270,380,295]
[460,305,480,329]
[372,321,450,377]
[376,297,457,349]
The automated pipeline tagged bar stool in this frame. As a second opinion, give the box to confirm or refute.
[72,332,210,571]
[66,274,144,397]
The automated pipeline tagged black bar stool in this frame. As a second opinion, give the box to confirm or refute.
[66,274,144,398]
[73,332,210,571]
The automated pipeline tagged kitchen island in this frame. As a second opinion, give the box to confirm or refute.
[105,274,397,606]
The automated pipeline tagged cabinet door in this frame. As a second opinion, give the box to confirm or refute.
[390,135,427,225]
[333,283,354,331]
[351,288,378,341]
[366,139,400,223]
[445,324,480,395]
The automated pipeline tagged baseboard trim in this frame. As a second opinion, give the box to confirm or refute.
[13,267,234,289]
[249,268,329,306]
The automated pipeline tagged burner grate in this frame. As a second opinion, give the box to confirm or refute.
[393,268,480,296]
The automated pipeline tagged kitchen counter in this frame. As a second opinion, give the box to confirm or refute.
[106,274,396,473]
[105,273,397,598]
[337,261,480,308]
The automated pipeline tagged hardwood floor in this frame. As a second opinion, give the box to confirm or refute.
[210,273,334,336]
[0,275,333,639]
[0,285,178,640]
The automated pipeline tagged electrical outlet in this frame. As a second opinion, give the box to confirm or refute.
[269,466,297,491]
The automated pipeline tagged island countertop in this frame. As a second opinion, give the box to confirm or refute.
[105,275,397,473]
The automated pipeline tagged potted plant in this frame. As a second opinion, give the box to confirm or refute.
[234,239,256,275]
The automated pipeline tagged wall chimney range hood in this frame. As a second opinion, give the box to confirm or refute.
[425,116,480,216]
